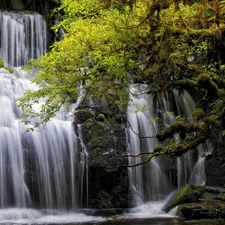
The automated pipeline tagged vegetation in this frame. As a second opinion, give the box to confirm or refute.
[0,57,4,68]
[17,0,225,163]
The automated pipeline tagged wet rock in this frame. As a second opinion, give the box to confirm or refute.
[162,184,205,213]
[205,149,225,188]
[75,98,128,210]
[177,199,225,220]
[80,118,128,209]
[74,109,94,124]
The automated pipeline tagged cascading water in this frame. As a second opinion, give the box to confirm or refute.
[0,62,88,219]
[127,85,171,207]
[0,10,104,224]
[0,11,47,67]
[0,9,82,211]
[0,6,215,224]
[127,84,213,215]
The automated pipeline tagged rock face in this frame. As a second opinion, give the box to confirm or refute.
[75,96,129,209]
[205,148,225,188]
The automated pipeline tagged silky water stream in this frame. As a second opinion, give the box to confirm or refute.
[0,9,217,225]
[125,85,214,223]
[0,10,104,225]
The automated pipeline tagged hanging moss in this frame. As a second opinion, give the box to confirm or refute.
[203,115,220,129]
[197,73,219,98]
[157,121,202,142]
[171,79,198,90]
[192,108,205,121]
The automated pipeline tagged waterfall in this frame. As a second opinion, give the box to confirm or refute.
[127,85,171,206]
[0,8,109,224]
[0,11,47,67]
[0,9,84,210]
[0,10,99,224]
[173,90,197,188]
[127,84,212,208]
[0,67,82,210]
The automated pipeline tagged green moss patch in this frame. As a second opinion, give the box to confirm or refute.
[163,184,205,212]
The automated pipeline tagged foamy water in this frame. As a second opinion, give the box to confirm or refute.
[123,201,175,219]
[0,208,105,224]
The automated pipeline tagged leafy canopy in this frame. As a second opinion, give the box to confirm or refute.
[18,0,225,161]
[18,0,149,129]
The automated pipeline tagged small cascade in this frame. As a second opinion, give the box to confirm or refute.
[189,140,214,185]
[0,68,82,210]
[127,84,212,209]
[127,85,171,206]
[77,124,89,207]
[0,11,47,67]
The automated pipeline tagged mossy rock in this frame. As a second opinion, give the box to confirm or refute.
[192,108,205,121]
[162,184,205,212]
[74,109,94,124]
[197,73,219,98]
[0,57,4,68]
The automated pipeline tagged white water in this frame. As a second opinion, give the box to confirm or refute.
[0,67,80,208]
[127,84,212,215]
[0,10,104,224]
[127,85,171,207]
[0,11,47,67]
[0,67,101,223]
[0,208,104,225]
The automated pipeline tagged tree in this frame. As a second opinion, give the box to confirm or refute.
[18,0,149,128]
[18,0,225,162]
[125,0,225,164]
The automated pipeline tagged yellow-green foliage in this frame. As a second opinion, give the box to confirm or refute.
[18,0,150,128]
[16,0,225,159]
[0,57,4,68]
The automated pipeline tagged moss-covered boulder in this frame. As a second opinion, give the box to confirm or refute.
[163,184,205,212]
[74,109,94,124]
